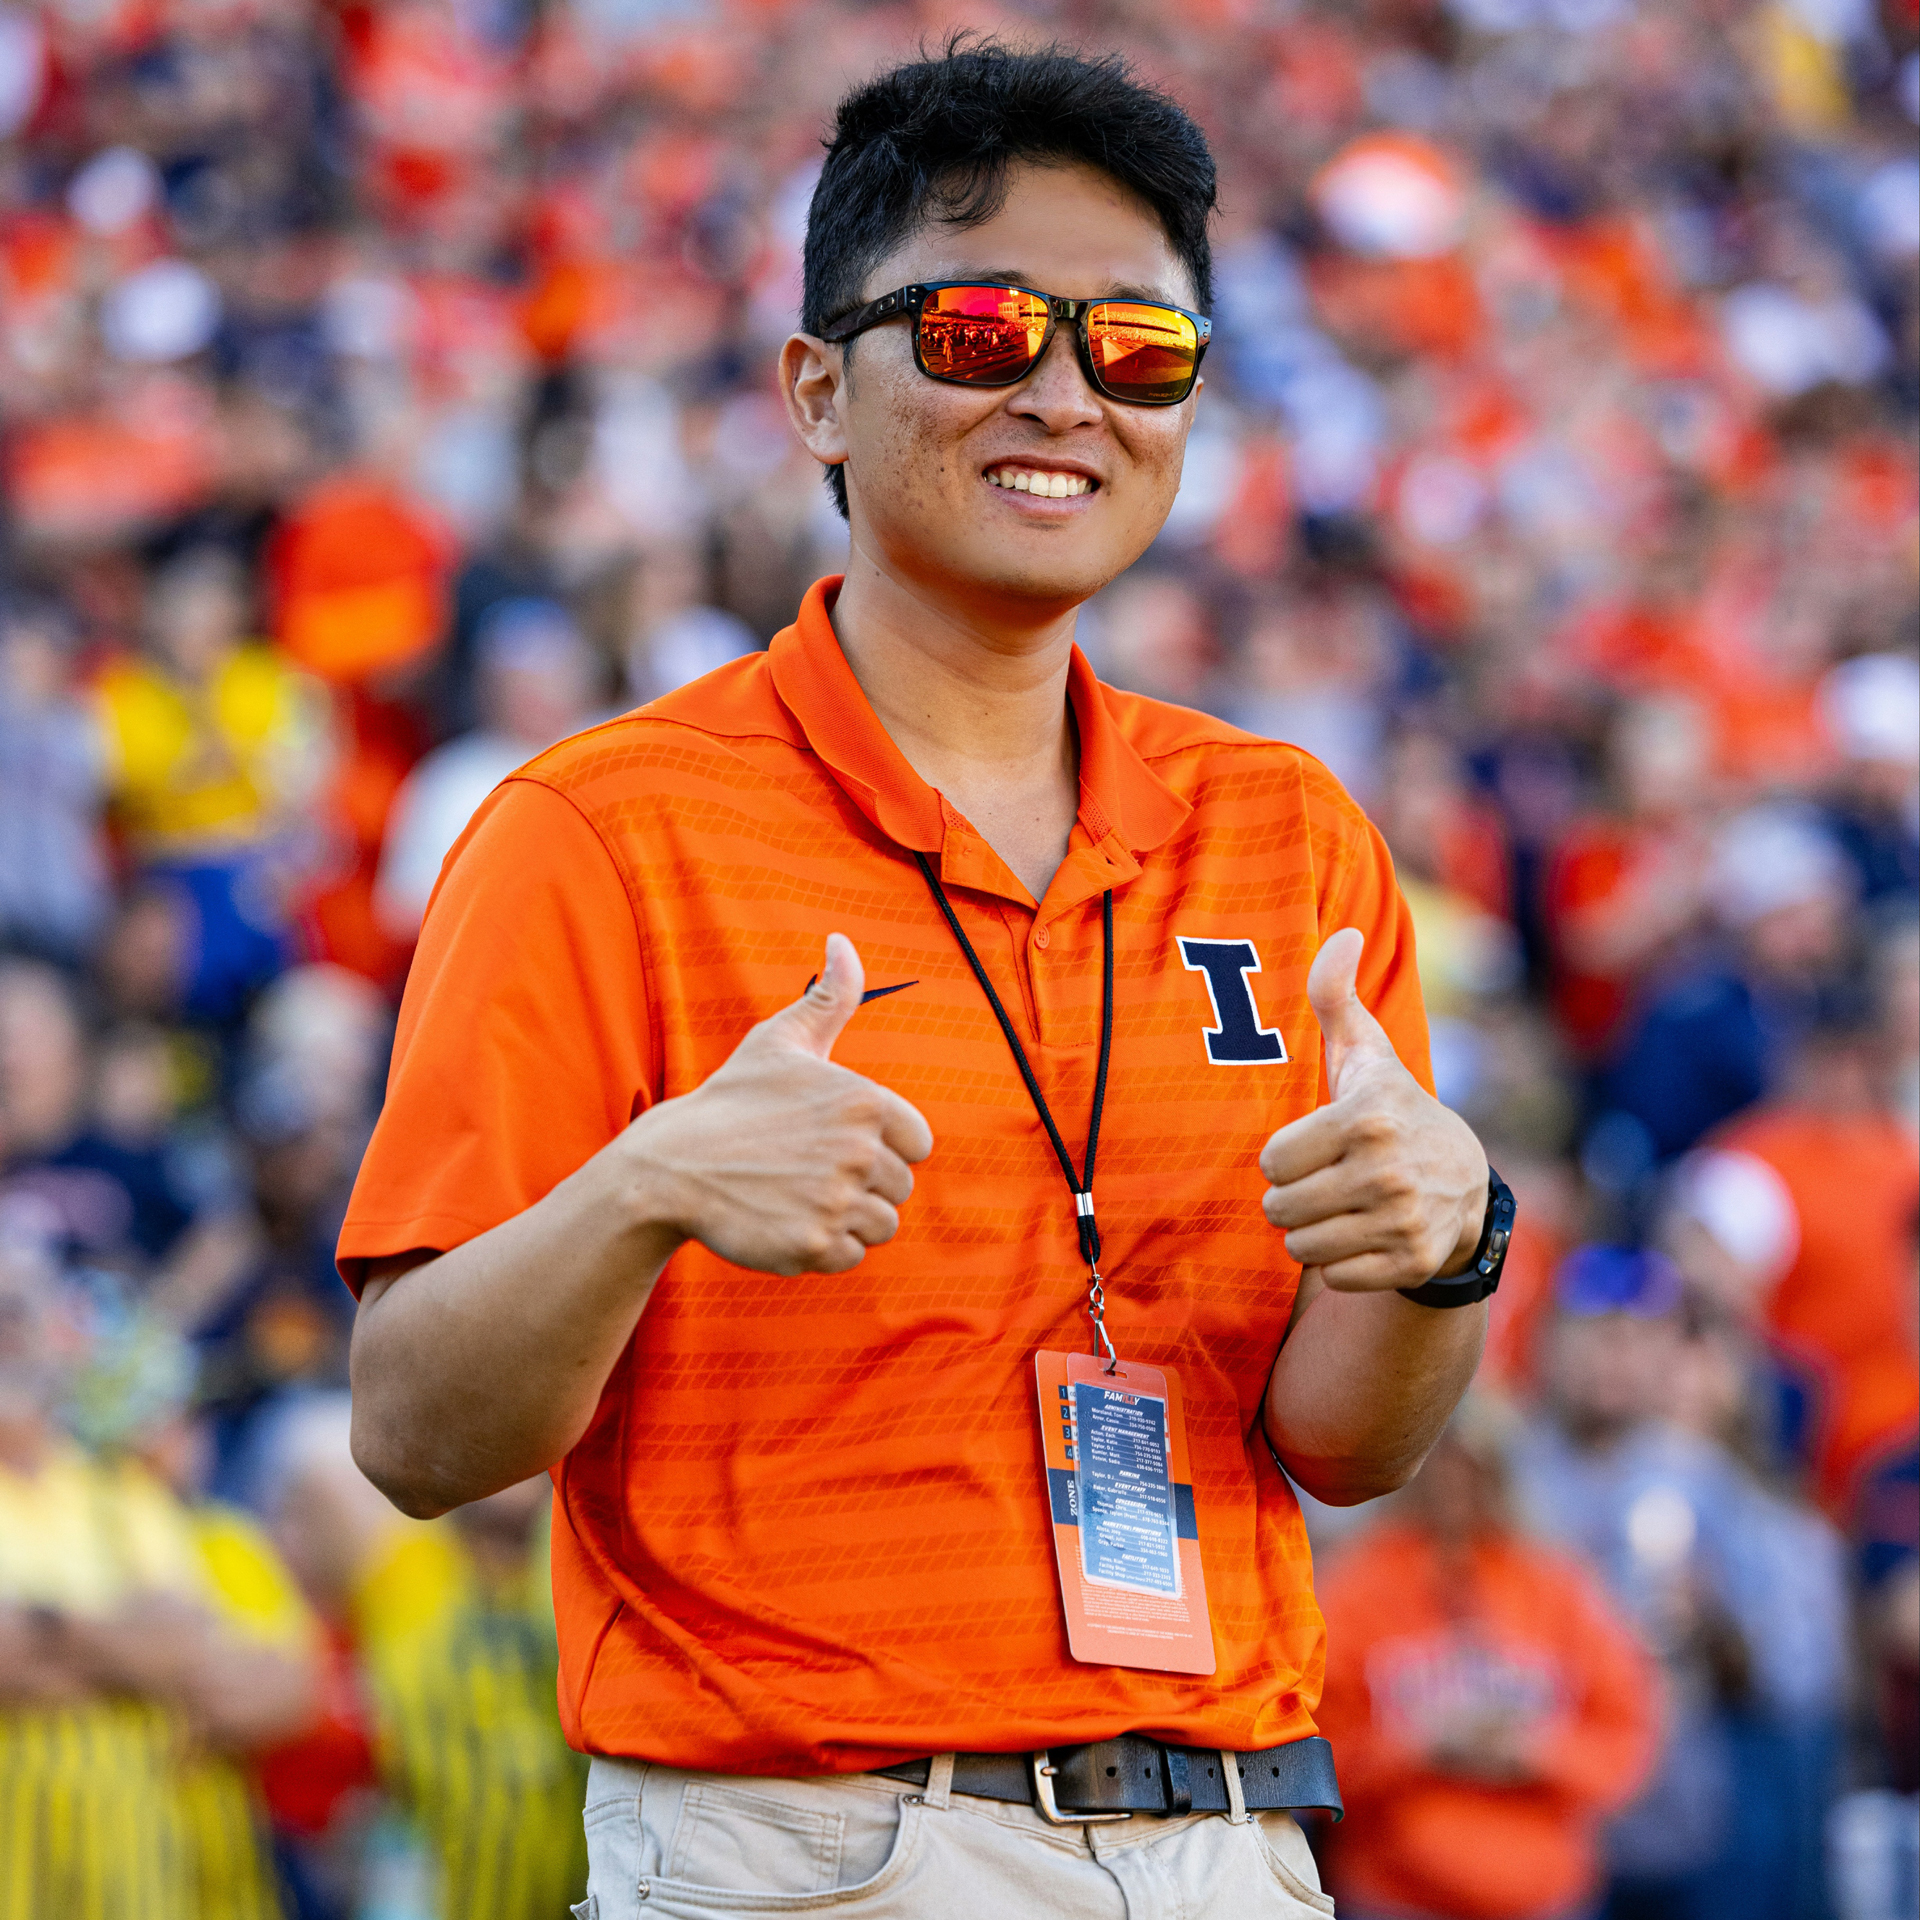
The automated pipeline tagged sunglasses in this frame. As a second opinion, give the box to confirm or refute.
[820,281,1211,407]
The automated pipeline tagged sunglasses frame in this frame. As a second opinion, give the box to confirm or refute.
[820,281,1211,407]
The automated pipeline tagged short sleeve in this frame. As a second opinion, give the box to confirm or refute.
[193,1506,318,1650]
[337,776,654,1293]
[1310,767,1435,1098]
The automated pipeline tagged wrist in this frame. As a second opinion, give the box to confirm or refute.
[1435,1148,1493,1278]
[602,1102,700,1254]
[1399,1164,1514,1308]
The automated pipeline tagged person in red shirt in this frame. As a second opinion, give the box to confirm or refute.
[343,44,1508,1920]
[1543,696,1716,1061]
[1317,1402,1659,1920]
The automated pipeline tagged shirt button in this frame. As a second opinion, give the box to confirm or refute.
[1034,926,1050,949]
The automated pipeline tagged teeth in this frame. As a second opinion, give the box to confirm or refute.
[987,467,1092,497]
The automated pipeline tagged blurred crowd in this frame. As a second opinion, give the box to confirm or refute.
[0,0,1914,1915]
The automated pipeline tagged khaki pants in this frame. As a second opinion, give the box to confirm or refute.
[574,1754,1336,1919]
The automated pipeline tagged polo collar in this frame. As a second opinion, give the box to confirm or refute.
[767,578,1190,910]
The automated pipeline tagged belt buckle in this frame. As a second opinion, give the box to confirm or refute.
[1029,1751,1133,1826]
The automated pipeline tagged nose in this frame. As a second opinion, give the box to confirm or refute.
[1005,321,1104,433]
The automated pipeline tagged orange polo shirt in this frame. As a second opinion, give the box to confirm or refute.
[339,576,1433,1773]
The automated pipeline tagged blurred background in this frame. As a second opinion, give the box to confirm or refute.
[0,0,1914,1915]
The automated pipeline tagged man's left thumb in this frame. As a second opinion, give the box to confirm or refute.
[1307,927,1393,1090]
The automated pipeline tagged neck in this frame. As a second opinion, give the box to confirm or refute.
[830,551,1082,901]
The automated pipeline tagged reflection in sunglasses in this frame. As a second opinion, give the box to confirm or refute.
[899,286,1203,401]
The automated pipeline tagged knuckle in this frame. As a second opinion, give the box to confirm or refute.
[1386,1194,1423,1234]
[1377,1165,1416,1201]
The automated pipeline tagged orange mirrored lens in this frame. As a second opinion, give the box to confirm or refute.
[917,286,1051,385]
[1086,302,1199,403]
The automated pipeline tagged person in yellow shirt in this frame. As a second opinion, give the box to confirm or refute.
[92,547,329,1025]
[131,1406,324,1920]
[353,1476,587,1920]
[0,1254,320,1920]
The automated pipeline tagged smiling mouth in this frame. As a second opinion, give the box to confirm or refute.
[984,463,1098,499]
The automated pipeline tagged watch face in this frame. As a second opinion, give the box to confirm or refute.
[1476,1176,1516,1278]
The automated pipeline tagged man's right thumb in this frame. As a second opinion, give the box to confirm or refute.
[772,932,865,1059]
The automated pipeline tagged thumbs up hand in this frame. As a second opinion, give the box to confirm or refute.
[624,933,934,1276]
[1258,928,1488,1295]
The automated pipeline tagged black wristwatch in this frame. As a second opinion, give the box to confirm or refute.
[1397,1166,1516,1309]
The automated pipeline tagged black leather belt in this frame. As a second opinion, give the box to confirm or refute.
[875,1734,1341,1823]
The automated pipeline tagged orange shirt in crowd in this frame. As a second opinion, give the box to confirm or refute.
[1317,1524,1658,1920]
[339,576,1433,1774]
[1717,1105,1920,1517]
[1543,816,1695,1057]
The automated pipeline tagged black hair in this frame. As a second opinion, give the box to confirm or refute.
[802,36,1218,517]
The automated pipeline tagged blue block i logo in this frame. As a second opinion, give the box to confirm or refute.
[1176,938,1290,1065]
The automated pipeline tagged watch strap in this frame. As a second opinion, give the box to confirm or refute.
[1397,1166,1515,1309]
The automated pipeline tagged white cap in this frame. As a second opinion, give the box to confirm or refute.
[67,145,159,235]
[1708,804,1852,929]
[1819,652,1920,768]
[100,259,221,363]
[1670,1147,1800,1285]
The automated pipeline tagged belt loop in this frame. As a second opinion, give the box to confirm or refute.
[924,1752,955,1811]
[1221,1751,1249,1825]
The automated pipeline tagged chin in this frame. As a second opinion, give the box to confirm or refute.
[943,524,1147,612]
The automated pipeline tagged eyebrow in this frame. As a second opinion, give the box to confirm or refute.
[934,268,1187,306]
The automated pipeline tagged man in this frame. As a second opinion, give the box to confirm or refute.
[374,598,602,940]
[0,1252,318,1920]
[1511,1246,1811,1920]
[343,43,1504,1919]
[93,546,326,1027]
[354,1476,588,1920]
[1315,1401,1656,1920]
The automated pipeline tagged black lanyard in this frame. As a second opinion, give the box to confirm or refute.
[912,852,1119,1366]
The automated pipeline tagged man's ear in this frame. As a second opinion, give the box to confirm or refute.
[780,333,849,474]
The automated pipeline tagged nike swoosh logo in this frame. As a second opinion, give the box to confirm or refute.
[804,977,920,1004]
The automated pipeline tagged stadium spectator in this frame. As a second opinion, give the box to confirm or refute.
[616,541,760,706]
[1512,1247,1750,1914]
[0,1249,320,1920]
[1513,1244,1851,1920]
[246,1393,404,1919]
[0,594,112,965]
[1589,804,1857,1178]
[1816,652,1920,911]
[1315,1400,1658,1920]
[0,959,246,1294]
[373,596,601,938]
[93,548,329,1027]
[354,1476,587,1920]
[1544,697,1717,1065]
[1703,1011,1920,1568]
